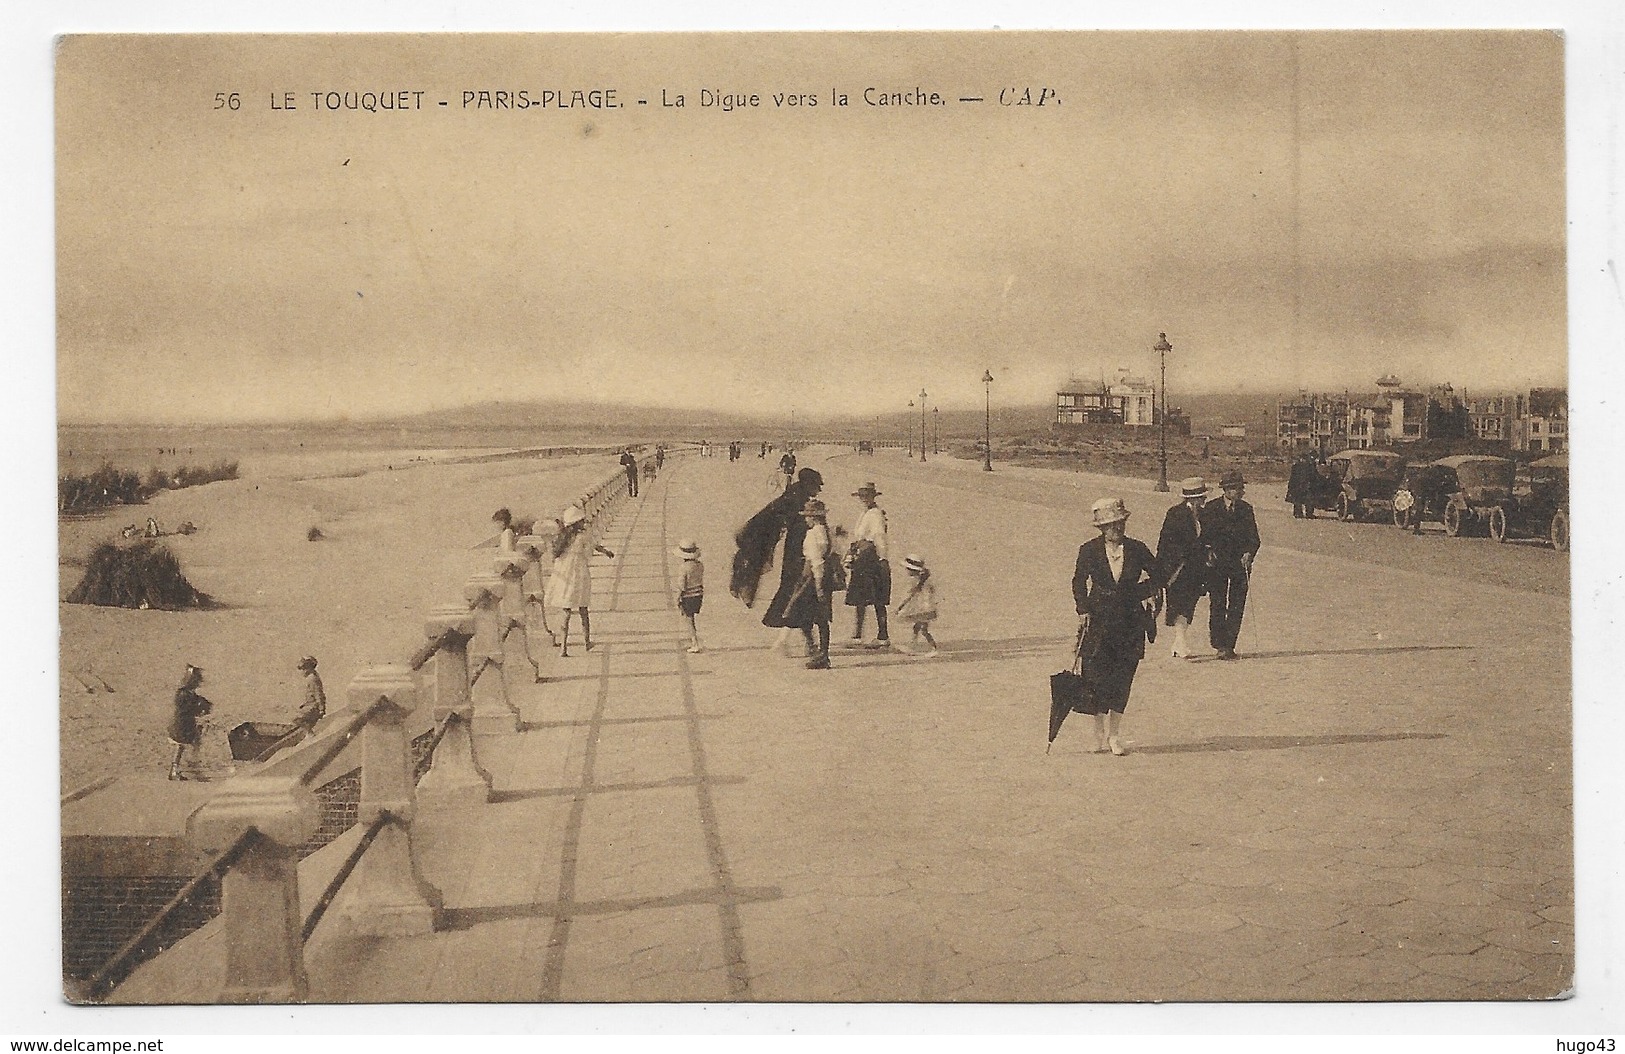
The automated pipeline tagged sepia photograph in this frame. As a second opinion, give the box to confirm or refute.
[13,4,1625,1037]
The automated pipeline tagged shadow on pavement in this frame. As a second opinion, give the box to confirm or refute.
[1136,731,1447,755]
[1238,644,1473,661]
[439,884,783,931]
[837,634,1071,668]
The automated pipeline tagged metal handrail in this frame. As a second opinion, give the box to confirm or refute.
[296,698,387,787]
[299,812,390,943]
[81,827,260,1001]
[408,628,458,672]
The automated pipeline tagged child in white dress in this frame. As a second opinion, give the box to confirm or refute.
[894,554,939,656]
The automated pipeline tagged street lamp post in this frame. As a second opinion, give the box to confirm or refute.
[906,400,914,458]
[918,389,928,463]
[982,370,994,471]
[1154,332,1173,492]
[933,406,940,455]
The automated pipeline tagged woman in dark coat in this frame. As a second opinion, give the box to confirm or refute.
[1073,497,1164,756]
[167,664,212,780]
[731,467,824,619]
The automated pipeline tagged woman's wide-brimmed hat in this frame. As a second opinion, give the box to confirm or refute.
[1219,469,1247,488]
[492,507,512,523]
[1091,497,1131,527]
[560,505,587,527]
[675,539,700,558]
[297,655,318,671]
[1180,477,1208,499]
[797,467,824,489]
[852,482,881,499]
[801,498,827,518]
[185,663,204,679]
[903,554,928,573]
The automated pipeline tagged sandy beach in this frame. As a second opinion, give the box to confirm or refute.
[57,441,629,794]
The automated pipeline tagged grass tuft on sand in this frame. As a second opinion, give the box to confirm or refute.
[66,541,212,610]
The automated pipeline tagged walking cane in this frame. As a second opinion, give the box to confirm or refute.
[1238,559,1254,654]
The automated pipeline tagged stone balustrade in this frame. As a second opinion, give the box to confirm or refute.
[103,460,638,1004]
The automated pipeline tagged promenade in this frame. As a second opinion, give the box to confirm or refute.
[117,447,1573,1004]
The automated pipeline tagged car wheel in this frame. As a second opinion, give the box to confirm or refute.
[1489,506,1509,543]
[1444,503,1464,537]
[1337,494,1354,522]
[1550,508,1569,552]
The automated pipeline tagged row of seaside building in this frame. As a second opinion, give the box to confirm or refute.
[1050,371,1566,455]
[1274,376,1567,455]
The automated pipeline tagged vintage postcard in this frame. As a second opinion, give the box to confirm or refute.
[40,25,1607,1030]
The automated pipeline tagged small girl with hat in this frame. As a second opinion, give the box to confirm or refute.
[894,554,940,657]
[675,539,705,653]
[167,663,212,780]
[545,504,616,657]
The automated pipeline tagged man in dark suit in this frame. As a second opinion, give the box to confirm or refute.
[1200,469,1261,660]
[619,449,639,497]
[1156,476,1210,659]
[1287,450,1320,518]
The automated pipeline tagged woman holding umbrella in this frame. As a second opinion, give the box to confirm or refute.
[1072,497,1164,755]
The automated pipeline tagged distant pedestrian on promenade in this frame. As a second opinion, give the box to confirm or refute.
[1156,477,1210,660]
[167,664,212,780]
[843,482,892,649]
[1200,470,1261,661]
[546,504,616,657]
[783,498,837,669]
[1073,498,1164,756]
[620,449,640,498]
[295,655,326,730]
[895,554,940,656]
[1287,451,1319,518]
[655,445,666,472]
[676,539,705,653]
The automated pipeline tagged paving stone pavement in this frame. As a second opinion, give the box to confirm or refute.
[303,448,1573,1003]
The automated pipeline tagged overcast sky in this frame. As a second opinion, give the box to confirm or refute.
[55,31,1566,423]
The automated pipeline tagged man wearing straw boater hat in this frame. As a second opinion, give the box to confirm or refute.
[1156,476,1211,660]
[1199,469,1261,661]
[843,482,892,649]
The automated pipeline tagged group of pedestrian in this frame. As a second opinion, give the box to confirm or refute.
[729,471,939,669]
[1070,469,1260,756]
[167,654,327,780]
[1286,450,1324,518]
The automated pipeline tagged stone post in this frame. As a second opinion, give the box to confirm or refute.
[415,606,491,810]
[340,665,441,936]
[186,775,320,1003]
[495,552,544,685]
[465,573,518,733]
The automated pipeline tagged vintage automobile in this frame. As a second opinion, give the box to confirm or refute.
[1321,450,1407,522]
[1438,454,1516,537]
[1392,459,1461,531]
[1491,452,1568,550]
